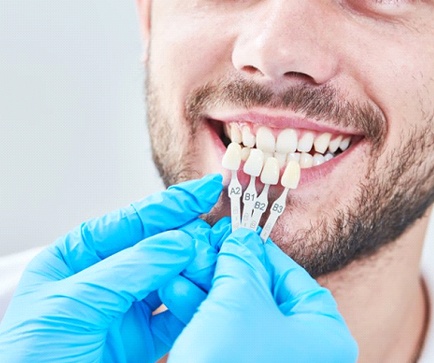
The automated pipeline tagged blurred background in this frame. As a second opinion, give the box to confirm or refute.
[0,1,163,256]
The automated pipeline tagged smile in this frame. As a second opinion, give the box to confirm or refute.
[221,122,355,169]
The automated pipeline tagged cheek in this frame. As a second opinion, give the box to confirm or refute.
[344,27,434,144]
[149,12,236,101]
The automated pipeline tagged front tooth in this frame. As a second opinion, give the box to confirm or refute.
[314,133,332,154]
[256,127,276,153]
[231,124,242,144]
[313,153,325,166]
[263,151,273,160]
[299,152,313,169]
[260,157,280,185]
[297,132,315,153]
[276,129,298,153]
[241,147,251,161]
[288,152,301,162]
[223,123,231,139]
[340,136,351,151]
[242,126,256,147]
[329,135,343,153]
[274,152,287,168]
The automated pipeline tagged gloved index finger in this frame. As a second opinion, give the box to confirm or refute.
[51,174,223,275]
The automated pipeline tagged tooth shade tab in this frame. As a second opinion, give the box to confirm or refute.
[243,149,264,177]
[281,161,301,189]
[256,127,276,153]
[242,126,256,148]
[222,142,242,171]
[260,157,280,185]
[276,129,297,153]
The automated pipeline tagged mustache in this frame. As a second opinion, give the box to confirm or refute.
[185,76,387,146]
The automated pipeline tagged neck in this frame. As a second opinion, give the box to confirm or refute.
[318,208,432,363]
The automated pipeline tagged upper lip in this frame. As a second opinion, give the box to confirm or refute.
[205,109,365,136]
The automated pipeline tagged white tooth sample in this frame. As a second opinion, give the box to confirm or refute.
[329,135,343,153]
[297,132,315,153]
[260,157,280,185]
[222,142,242,170]
[242,126,256,147]
[288,152,301,162]
[276,129,298,153]
[274,152,287,168]
[324,152,334,162]
[314,132,332,154]
[249,157,279,231]
[340,136,351,151]
[260,161,301,242]
[281,160,301,189]
[313,153,325,166]
[241,147,251,161]
[241,149,264,228]
[222,142,242,231]
[231,124,242,144]
[256,127,276,153]
[299,152,313,169]
[243,149,264,177]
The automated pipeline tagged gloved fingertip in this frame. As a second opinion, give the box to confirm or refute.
[159,276,206,325]
[210,217,232,250]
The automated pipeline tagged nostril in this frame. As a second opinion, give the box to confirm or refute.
[283,71,317,84]
[242,65,263,75]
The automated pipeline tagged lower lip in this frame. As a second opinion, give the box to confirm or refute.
[206,119,365,189]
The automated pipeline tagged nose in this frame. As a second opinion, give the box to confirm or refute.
[232,1,340,85]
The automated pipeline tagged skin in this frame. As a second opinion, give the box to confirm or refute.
[136,1,434,362]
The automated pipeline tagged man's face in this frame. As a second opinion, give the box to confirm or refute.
[143,0,434,277]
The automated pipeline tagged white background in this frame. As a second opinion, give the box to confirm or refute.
[0,1,163,255]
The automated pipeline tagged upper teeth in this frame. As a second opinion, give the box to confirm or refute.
[224,123,353,169]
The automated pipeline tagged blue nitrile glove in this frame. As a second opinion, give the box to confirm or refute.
[167,228,359,363]
[159,217,231,325]
[0,174,223,363]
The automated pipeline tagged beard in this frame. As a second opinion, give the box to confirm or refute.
[145,70,434,278]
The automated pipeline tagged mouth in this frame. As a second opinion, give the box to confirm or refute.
[207,112,364,186]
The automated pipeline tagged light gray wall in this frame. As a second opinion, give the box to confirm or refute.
[0,1,163,255]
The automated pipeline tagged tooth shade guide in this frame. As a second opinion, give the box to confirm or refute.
[260,161,301,242]
[243,148,264,177]
[260,157,280,185]
[241,175,257,228]
[222,142,242,171]
[281,161,301,189]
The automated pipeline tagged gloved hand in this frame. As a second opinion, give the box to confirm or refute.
[0,174,223,363]
[167,228,359,363]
